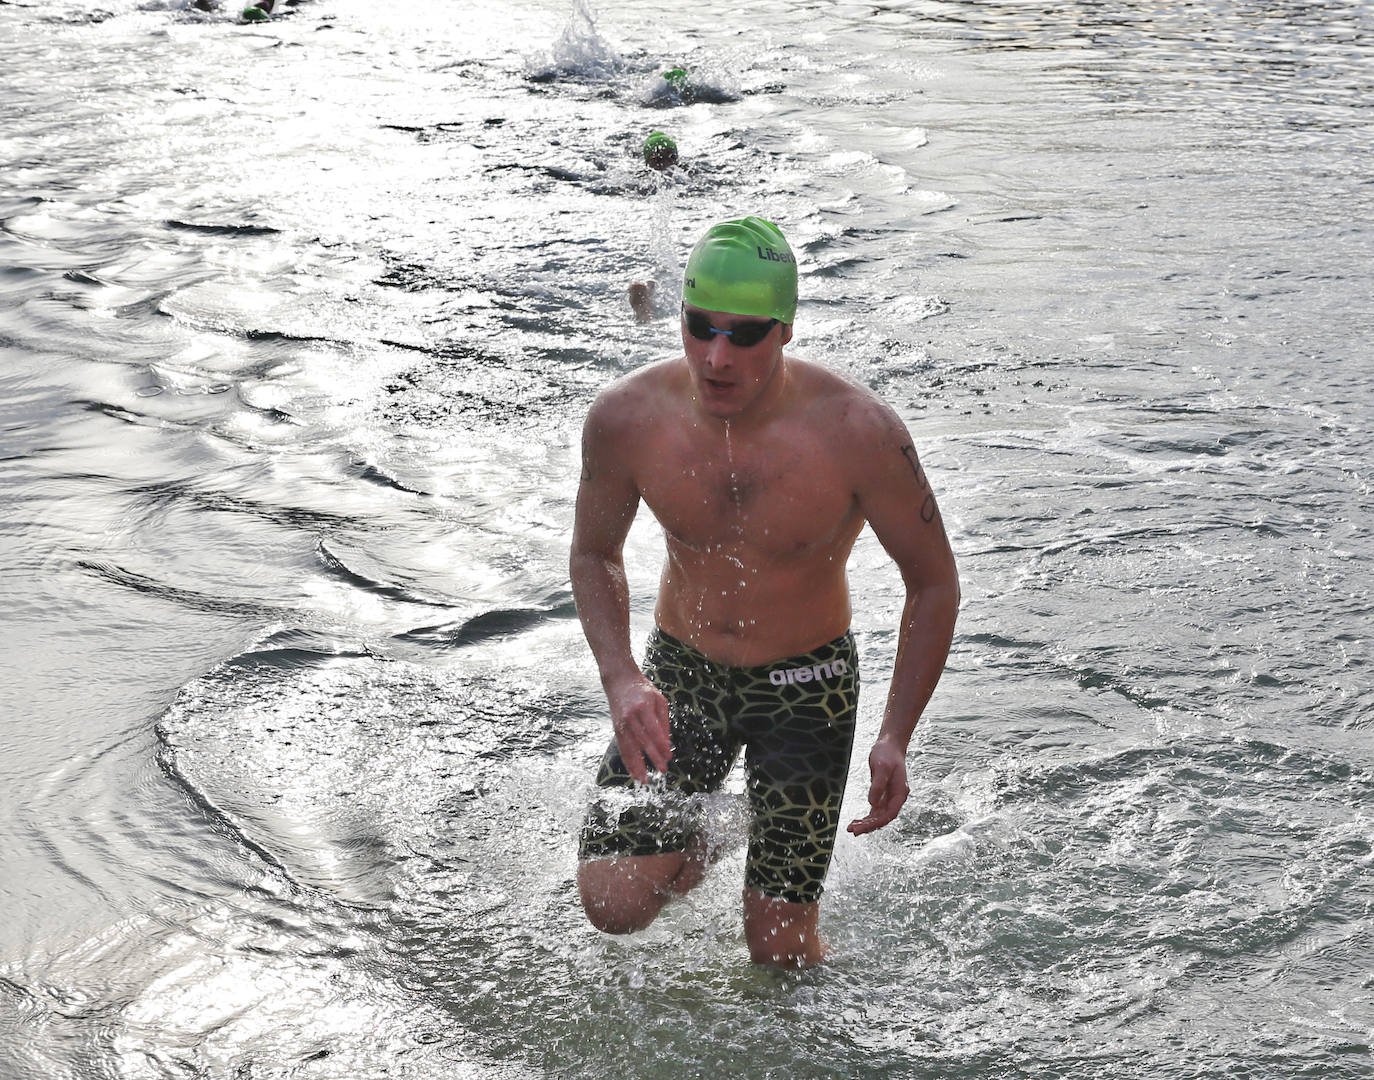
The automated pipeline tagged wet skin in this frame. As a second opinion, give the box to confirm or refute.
[571,306,959,967]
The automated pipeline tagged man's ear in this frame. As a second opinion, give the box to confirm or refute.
[781,323,794,346]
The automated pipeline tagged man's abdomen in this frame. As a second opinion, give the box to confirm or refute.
[654,550,853,667]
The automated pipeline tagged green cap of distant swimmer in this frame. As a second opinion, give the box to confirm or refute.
[642,131,678,171]
[682,217,797,325]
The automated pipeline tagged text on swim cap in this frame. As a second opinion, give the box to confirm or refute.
[757,246,796,264]
[769,658,848,685]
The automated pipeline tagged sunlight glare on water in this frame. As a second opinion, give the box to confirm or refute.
[0,1,1371,1078]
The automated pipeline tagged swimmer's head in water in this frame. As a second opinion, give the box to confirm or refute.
[643,131,679,171]
[682,217,797,324]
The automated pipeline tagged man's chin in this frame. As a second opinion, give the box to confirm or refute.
[696,398,743,420]
[694,382,746,416]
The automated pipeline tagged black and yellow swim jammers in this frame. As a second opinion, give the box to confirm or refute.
[579,629,860,905]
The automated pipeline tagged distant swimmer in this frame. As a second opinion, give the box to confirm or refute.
[192,0,280,17]
[572,217,960,967]
[623,133,677,322]
[642,131,679,173]
[660,66,695,104]
[651,66,739,106]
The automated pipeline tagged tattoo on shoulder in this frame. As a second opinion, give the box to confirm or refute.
[900,444,938,524]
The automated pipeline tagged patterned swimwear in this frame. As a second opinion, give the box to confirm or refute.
[579,628,860,904]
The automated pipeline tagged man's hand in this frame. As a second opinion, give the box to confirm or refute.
[847,738,909,835]
[607,675,672,784]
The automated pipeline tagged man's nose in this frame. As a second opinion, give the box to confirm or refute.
[704,332,733,368]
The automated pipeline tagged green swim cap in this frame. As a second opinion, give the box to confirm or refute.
[242,6,268,20]
[643,131,678,167]
[682,217,797,324]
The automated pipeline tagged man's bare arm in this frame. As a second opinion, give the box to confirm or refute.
[847,404,960,835]
[569,395,671,783]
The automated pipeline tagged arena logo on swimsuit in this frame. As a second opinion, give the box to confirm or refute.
[769,658,849,686]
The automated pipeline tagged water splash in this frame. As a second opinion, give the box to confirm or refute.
[525,0,625,82]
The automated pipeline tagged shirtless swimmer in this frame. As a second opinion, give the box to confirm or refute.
[571,217,959,967]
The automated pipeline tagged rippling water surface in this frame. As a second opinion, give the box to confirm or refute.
[2,1,1371,1077]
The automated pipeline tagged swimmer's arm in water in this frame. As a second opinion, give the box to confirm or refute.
[847,402,960,835]
[627,280,657,323]
[569,391,671,784]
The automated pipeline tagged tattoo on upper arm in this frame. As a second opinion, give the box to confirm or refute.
[900,444,938,524]
[900,445,928,489]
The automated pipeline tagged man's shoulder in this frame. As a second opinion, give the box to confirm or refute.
[785,361,919,493]
[788,358,899,434]
[584,358,684,433]
[606,356,682,396]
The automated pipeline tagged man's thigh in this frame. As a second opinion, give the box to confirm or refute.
[742,763,851,904]
[738,644,859,904]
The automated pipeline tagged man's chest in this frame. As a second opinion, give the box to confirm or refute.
[637,437,858,556]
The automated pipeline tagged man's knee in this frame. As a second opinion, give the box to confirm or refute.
[582,894,656,935]
[577,854,683,934]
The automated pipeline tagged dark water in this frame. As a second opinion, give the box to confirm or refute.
[1,1,1371,1077]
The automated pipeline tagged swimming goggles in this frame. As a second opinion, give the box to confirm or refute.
[682,307,780,348]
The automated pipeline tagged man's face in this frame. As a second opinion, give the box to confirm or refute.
[680,306,794,419]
